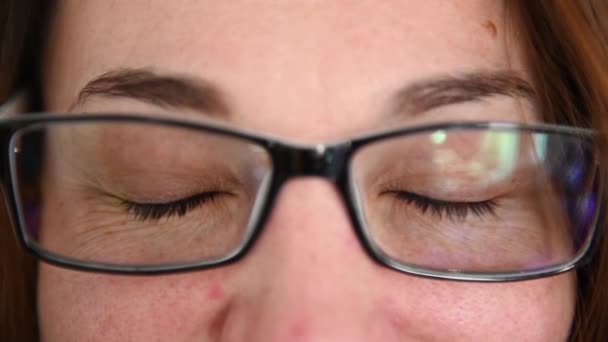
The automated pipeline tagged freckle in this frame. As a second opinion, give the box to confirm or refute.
[207,283,224,300]
[483,20,497,38]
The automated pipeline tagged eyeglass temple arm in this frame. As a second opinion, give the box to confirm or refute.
[0,90,28,116]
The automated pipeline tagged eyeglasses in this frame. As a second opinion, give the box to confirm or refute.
[1,113,602,282]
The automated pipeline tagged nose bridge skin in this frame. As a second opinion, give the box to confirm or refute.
[221,178,406,342]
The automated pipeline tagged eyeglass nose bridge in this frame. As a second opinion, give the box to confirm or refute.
[271,142,352,181]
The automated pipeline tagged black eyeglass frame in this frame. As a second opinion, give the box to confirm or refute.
[0,112,603,282]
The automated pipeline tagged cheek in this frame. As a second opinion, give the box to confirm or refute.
[376,271,576,340]
[37,264,576,341]
[37,264,233,341]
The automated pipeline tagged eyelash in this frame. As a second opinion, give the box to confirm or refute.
[122,192,221,221]
[392,191,498,221]
[122,189,497,222]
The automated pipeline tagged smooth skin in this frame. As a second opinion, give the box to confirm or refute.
[39,1,574,341]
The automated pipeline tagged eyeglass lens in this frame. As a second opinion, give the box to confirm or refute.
[12,121,273,266]
[350,128,598,274]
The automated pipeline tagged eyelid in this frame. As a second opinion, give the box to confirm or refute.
[95,165,246,204]
[375,175,508,203]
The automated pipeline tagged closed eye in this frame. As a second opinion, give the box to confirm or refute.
[388,190,499,222]
[121,192,224,222]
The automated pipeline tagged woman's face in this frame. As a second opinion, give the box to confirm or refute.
[39,1,575,340]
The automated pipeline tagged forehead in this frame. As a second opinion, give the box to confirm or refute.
[44,1,523,138]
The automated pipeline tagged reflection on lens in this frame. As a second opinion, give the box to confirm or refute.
[11,120,272,267]
[350,128,598,274]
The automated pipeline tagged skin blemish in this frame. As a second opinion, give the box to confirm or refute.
[380,295,413,335]
[289,319,309,340]
[482,20,497,38]
[207,283,225,300]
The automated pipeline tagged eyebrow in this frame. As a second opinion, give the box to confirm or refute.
[74,68,534,119]
[73,68,230,117]
[391,71,535,115]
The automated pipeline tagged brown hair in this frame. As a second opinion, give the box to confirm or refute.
[1,1,607,341]
[0,2,45,341]
[507,2,608,340]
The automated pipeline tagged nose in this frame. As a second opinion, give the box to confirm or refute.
[217,179,405,342]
